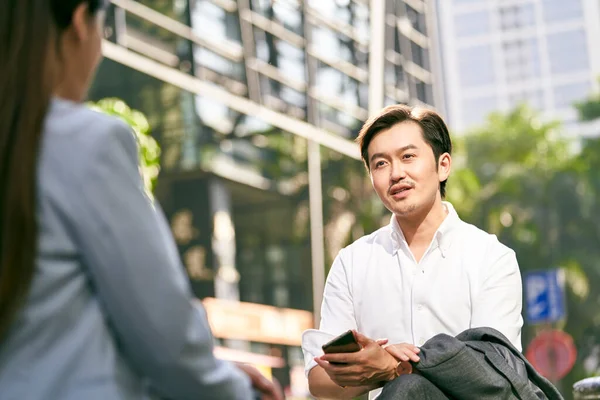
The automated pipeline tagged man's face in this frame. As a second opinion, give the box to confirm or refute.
[367,121,450,218]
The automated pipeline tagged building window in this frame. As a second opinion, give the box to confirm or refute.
[547,29,589,75]
[385,96,397,107]
[542,0,583,23]
[394,25,403,55]
[192,1,241,44]
[195,48,245,82]
[191,1,245,83]
[503,38,541,82]
[251,0,304,36]
[462,95,499,129]
[459,45,495,87]
[508,89,544,110]
[553,81,591,109]
[454,10,490,38]
[415,81,433,105]
[254,30,306,83]
[405,4,427,35]
[385,63,406,86]
[498,4,535,31]
[411,42,429,70]
[307,0,369,30]
[311,25,368,67]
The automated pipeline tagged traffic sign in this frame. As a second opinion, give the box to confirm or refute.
[526,330,577,381]
[524,269,566,324]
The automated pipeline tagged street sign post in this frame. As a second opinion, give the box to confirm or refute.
[526,329,577,381]
[524,269,566,324]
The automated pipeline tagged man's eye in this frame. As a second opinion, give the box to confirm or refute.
[375,161,386,167]
[403,154,415,159]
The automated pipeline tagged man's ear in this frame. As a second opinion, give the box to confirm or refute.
[438,153,452,183]
[70,3,92,42]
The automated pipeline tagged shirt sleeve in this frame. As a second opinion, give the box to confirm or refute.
[301,250,357,376]
[470,240,524,352]
[67,119,252,400]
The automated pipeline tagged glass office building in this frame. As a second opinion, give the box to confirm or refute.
[434,0,600,136]
[89,0,438,396]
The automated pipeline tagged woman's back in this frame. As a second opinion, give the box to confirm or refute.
[0,99,149,399]
[0,98,254,400]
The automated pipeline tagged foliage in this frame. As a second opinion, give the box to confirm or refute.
[575,79,600,122]
[88,98,161,195]
[449,104,600,398]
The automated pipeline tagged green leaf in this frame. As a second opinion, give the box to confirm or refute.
[87,98,161,196]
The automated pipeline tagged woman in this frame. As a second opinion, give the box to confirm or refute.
[0,1,282,399]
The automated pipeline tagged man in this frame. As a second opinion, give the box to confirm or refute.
[302,105,523,399]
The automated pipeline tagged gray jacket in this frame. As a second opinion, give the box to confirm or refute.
[0,98,252,400]
[379,327,563,400]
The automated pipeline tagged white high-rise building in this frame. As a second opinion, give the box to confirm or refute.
[434,0,600,136]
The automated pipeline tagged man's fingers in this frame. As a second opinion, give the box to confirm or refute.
[408,352,421,362]
[353,330,373,347]
[385,346,421,363]
[376,338,389,346]
[408,346,421,362]
[314,357,363,387]
[314,356,352,373]
[314,357,330,370]
[385,347,409,361]
[319,352,359,364]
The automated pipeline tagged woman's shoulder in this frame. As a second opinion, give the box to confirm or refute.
[45,98,133,144]
[40,98,138,199]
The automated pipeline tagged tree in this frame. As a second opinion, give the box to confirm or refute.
[449,105,600,398]
[88,98,161,196]
[575,79,600,122]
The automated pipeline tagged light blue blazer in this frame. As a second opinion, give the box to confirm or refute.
[0,98,252,400]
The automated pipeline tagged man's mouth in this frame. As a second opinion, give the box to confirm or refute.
[390,186,413,196]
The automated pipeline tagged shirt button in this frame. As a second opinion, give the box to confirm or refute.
[419,337,426,346]
[417,304,424,311]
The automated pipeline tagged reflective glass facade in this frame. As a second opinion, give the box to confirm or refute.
[437,0,600,134]
[90,0,437,395]
[93,0,436,305]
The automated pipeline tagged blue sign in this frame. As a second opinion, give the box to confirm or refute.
[524,269,566,324]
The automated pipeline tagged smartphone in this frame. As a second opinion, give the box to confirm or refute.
[322,329,361,355]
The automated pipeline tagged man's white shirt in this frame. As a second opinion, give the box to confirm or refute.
[302,202,523,398]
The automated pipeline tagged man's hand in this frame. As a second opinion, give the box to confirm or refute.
[236,363,284,400]
[314,331,398,388]
[383,343,420,363]
[382,343,420,375]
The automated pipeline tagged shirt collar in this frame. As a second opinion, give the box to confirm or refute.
[389,201,461,257]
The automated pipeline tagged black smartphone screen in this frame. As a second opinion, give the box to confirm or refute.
[321,330,361,354]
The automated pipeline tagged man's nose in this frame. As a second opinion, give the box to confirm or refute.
[390,161,407,183]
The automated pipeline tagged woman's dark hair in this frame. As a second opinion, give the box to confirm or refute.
[0,0,106,341]
[356,104,453,198]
